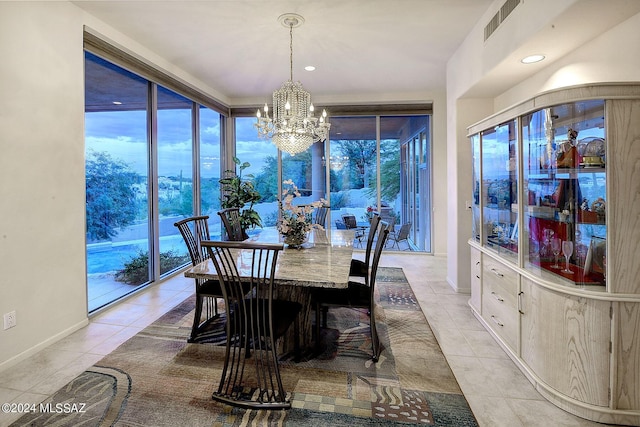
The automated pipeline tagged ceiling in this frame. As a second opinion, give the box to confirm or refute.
[75,0,494,107]
[75,0,640,110]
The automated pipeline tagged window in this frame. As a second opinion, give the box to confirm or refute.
[85,52,152,310]
[157,87,194,275]
[84,50,225,312]
[233,117,279,230]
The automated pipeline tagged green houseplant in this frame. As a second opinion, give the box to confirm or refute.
[219,157,262,233]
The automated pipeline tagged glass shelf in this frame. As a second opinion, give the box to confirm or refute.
[480,119,518,261]
[522,100,606,286]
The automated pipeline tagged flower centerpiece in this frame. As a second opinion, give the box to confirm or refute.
[362,205,375,223]
[278,179,326,248]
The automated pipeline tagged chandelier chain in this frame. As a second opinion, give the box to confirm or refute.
[289,23,293,82]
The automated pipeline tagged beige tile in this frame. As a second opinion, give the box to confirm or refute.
[479,357,542,401]
[432,327,476,357]
[444,305,487,331]
[127,286,186,306]
[420,304,456,332]
[505,398,605,426]
[90,301,154,326]
[445,355,503,398]
[465,395,524,427]
[0,348,83,391]
[28,352,104,395]
[460,329,510,359]
[49,322,124,353]
[0,387,22,405]
[88,326,145,355]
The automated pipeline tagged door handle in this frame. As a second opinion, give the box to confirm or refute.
[518,291,524,314]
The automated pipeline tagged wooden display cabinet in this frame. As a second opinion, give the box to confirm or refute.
[468,84,640,425]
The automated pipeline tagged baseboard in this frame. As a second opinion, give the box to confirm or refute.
[0,318,89,373]
[446,276,471,294]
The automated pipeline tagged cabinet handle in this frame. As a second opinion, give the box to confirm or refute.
[491,268,504,277]
[491,315,504,327]
[491,291,504,302]
[517,291,524,314]
[476,275,480,279]
[476,261,480,266]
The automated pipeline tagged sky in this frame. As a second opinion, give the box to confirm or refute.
[85,112,275,179]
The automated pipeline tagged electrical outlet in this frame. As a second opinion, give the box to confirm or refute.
[3,311,16,330]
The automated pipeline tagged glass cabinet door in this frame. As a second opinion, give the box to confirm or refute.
[522,100,606,286]
[471,133,481,242]
[481,120,518,261]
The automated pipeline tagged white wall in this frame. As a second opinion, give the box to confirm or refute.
[0,2,87,368]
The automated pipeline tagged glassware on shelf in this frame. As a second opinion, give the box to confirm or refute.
[562,240,574,274]
[542,228,554,257]
[551,237,561,268]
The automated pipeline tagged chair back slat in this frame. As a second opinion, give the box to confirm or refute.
[363,214,381,270]
[369,221,391,299]
[218,208,247,241]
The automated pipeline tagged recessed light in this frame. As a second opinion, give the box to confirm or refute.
[304,65,316,71]
[112,101,122,105]
[521,54,545,64]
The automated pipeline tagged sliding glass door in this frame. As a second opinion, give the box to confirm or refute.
[327,114,432,252]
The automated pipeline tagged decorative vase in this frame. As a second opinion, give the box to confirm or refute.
[283,231,308,248]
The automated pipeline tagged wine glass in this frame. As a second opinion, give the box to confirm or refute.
[550,237,561,268]
[562,240,574,274]
[543,228,554,257]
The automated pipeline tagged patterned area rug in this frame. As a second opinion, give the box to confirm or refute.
[12,267,478,426]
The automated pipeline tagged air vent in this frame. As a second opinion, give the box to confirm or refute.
[484,12,500,41]
[484,0,521,41]
[500,0,520,22]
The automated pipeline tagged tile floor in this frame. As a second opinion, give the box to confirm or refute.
[0,253,611,427]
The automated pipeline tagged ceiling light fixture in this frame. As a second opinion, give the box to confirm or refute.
[255,13,330,155]
[521,54,545,64]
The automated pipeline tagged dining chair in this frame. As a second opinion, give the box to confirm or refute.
[349,213,381,286]
[314,205,330,227]
[335,220,347,229]
[217,207,248,241]
[313,221,390,362]
[341,213,366,246]
[174,215,225,343]
[388,222,412,250]
[202,240,301,410]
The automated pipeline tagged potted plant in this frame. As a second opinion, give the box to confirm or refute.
[219,157,262,235]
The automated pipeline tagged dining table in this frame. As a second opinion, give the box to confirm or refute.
[184,227,356,357]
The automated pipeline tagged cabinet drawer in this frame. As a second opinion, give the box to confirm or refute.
[483,274,517,308]
[482,257,518,299]
[482,291,518,350]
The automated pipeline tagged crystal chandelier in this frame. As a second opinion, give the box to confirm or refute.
[255,13,330,155]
